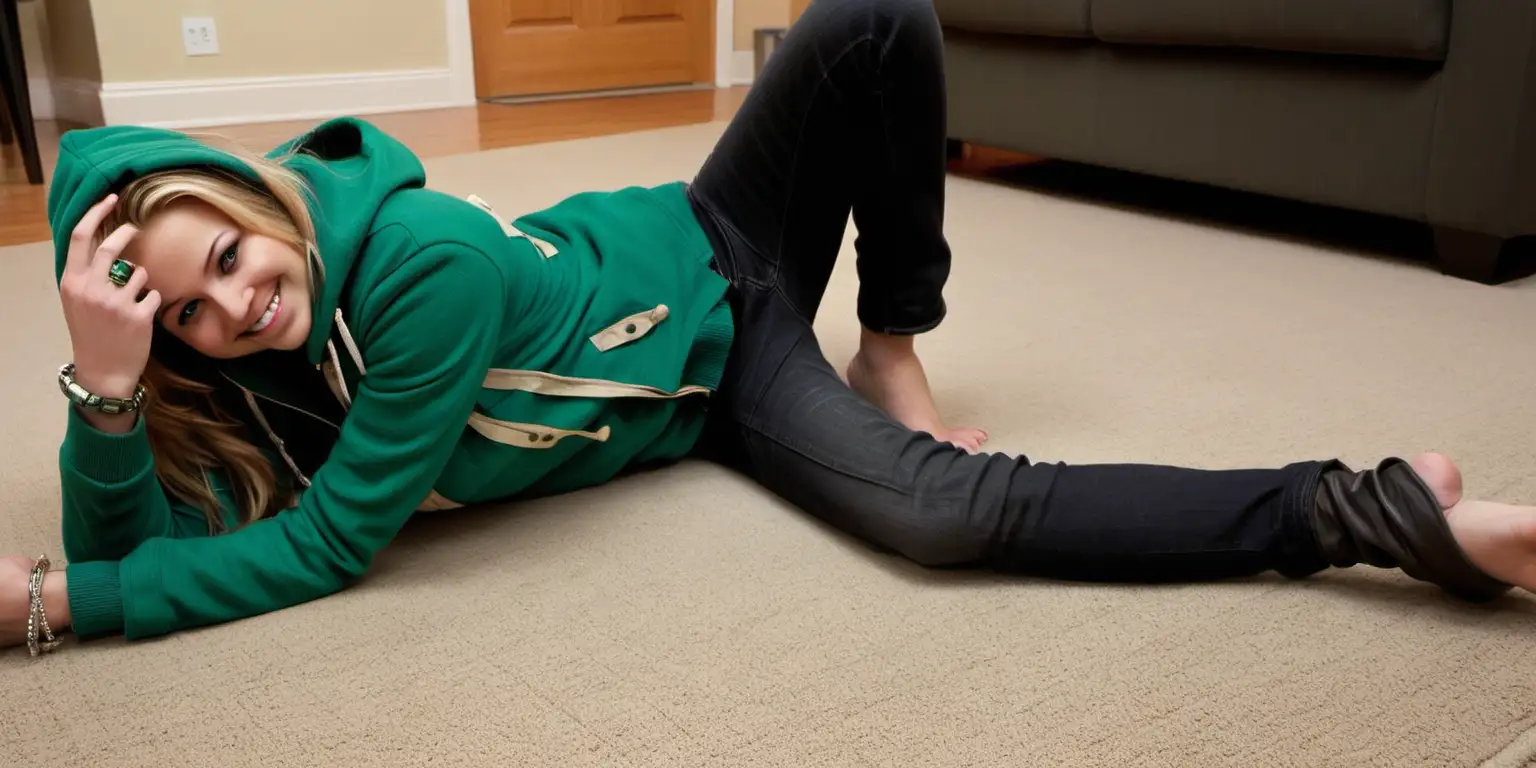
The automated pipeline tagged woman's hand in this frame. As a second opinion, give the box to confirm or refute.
[58,195,161,432]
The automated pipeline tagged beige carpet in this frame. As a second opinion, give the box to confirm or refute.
[3,122,1535,767]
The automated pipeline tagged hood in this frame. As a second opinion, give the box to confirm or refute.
[47,117,428,368]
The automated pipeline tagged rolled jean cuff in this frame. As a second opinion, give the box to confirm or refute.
[859,298,947,336]
[1274,459,1334,579]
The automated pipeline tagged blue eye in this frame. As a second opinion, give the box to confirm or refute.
[219,242,238,272]
[178,300,201,326]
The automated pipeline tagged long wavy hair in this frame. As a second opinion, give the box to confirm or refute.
[99,137,318,532]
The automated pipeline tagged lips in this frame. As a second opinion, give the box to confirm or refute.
[247,284,282,335]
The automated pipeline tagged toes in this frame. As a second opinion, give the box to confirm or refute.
[942,428,988,454]
[938,432,977,454]
[1410,451,1464,510]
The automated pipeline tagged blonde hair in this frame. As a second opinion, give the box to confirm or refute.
[101,136,319,531]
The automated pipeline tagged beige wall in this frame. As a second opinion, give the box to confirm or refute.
[43,0,102,81]
[89,0,447,83]
[735,0,788,51]
[18,0,52,79]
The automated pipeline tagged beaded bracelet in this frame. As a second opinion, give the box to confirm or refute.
[27,556,60,657]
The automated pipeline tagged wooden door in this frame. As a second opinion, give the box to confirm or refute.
[470,0,714,98]
[790,0,810,24]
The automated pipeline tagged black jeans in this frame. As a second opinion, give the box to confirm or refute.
[687,0,1331,583]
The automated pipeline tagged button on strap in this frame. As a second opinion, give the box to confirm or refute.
[467,412,611,450]
[590,305,670,352]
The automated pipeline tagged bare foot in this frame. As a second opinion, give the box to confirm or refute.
[845,330,989,453]
[1410,451,1464,509]
[1412,452,1536,593]
[1444,500,1536,593]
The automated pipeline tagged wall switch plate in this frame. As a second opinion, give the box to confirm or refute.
[182,17,219,56]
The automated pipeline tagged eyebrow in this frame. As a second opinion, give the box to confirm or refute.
[158,230,225,325]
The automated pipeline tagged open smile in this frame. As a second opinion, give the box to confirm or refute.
[245,284,282,336]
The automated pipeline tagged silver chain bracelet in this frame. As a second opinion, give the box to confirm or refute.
[27,556,60,657]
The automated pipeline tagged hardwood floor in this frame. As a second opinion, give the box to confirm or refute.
[0,87,750,247]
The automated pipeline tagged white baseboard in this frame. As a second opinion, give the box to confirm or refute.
[732,51,755,85]
[28,77,55,120]
[52,78,105,126]
[96,68,474,129]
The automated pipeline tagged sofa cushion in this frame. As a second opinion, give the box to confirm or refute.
[1090,0,1450,62]
[933,0,1091,39]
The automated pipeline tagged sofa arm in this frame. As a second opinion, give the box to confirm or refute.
[1427,0,1536,237]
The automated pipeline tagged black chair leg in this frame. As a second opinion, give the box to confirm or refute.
[0,93,15,144]
[0,0,44,184]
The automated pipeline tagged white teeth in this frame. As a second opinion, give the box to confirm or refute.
[249,290,280,333]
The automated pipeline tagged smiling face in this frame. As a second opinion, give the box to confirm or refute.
[127,198,313,359]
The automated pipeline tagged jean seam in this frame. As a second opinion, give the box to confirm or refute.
[871,312,946,336]
[736,415,913,497]
[691,192,774,291]
[770,32,884,327]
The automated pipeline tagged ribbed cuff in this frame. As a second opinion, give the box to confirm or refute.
[66,560,125,638]
[63,406,154,484]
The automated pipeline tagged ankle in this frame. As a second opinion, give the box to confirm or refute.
[857,328,918,365]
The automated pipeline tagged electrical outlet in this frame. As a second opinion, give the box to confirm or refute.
[182,17,219,56]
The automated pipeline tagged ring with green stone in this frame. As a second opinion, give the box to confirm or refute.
[107,259,135,287]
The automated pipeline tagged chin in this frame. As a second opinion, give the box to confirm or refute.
[276,310,312,351]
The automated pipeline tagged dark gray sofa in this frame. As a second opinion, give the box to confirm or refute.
[936,0,1536,283]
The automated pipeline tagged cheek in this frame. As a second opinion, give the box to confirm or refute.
[248,239,306,279]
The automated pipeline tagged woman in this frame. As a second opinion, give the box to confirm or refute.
[5,0,1532,653]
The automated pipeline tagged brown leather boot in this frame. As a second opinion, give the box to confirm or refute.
[1313,458,1512,602]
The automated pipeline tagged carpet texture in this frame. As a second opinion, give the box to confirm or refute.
[2,122,1535,767]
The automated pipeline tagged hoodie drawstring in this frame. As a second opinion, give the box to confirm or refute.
[323,309,368,410]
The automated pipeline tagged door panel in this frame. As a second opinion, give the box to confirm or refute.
[616,0,684,22]
[471,0,714,98]
[506,0,576,26]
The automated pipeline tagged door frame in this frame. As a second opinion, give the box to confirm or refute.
[447,0,735,98]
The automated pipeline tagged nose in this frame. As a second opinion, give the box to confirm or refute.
[210,281,255,333]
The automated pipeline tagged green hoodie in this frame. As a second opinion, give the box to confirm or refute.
[47,118,734,640]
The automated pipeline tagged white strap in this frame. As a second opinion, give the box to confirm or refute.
[467,412,611,449]
[466,194,558,258]
[590,305,670,352]
[481,368,710,400]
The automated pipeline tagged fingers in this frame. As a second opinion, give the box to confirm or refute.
[120,262,150,300]
[89,224,141,280]
[118,266,160,322]
[136,289,163,319]
[64,195,119,277]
